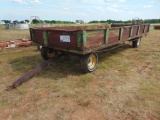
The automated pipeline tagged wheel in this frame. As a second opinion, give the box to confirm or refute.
[132,38,141,48]
[81,52,98,73]
[41,47,57,60]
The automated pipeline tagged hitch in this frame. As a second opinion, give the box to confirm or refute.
[5,58,54,91]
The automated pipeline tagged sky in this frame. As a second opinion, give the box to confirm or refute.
[0,0,160,22]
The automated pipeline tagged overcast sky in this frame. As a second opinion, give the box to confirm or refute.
[0,0,160,22]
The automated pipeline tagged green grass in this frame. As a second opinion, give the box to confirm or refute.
[0,28,160,119]
[80,74,93,84]
[151,23,160,26]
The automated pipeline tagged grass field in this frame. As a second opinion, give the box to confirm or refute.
[0,26,160,119]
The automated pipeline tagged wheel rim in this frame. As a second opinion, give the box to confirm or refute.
[47,50,55,58]
[88,53,97,70]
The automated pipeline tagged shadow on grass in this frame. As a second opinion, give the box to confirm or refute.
[9,44,132,80]
[9,53,83,80]
[98,44,132,62]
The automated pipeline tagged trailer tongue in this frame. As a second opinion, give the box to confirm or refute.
[5,58,54,91]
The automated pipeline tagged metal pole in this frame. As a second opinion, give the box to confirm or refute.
[5,58,54,91]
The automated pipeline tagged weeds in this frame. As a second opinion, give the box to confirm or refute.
[77,98,91,107]
[95,89,109,98]
[80,73,92,84]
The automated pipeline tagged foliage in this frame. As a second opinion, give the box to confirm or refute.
[19,21,25,24]
[89,19,131,24]
[25,19,30,23]
[43,20,75,24]
[143,19,160,23]
[13,20,19,24]
[32,19,39,24]
[1,18,160,25]
[89,19,160,24]
[3,19,29,24]
[2,20,11,24]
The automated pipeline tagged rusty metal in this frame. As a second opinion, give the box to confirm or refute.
[0,42,5,49]
[5,58,54,91]
[132,17,140,25]
[108,28,119,44]
[32,24,110,31]
[139,25,145,34]
[153,25,160,30]
[96,44,124,53]
[16,41,32,47]
[30,24,150,55]
[0,41,10,49]
[0,37,31,49]
[48,31,78,49]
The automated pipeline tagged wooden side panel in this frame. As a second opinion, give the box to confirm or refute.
[132,26,139,37]
[48,31,78,49]
[33,30,44,44]
[140,25,145,34]
[145,25,149,33]
[85,31,105,50]
[108,29,119,44]
[122,27,131,40]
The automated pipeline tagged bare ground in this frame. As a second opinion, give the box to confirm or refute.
[0,30,160,120]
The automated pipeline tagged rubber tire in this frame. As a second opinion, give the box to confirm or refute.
[132,38,141,48]
[41,47,55,60]
[81,52,98,73]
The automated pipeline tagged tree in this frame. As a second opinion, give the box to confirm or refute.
[3,20,11,24]
[13,20,19,24]
[25,19,30,23]
[32,19,39,24]
[51,20,56,24]
[44,20,50,24]
[39,20,43,23]
[19,21,25,24]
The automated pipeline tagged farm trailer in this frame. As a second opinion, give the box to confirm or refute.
[153,25,160,30]
[30,23,150,73]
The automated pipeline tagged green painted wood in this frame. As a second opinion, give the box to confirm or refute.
[130,26,133,37]
[82,30,87,50]
[82,30,87,43]
[104,28,109,44]
[77,31,82,48]
[43,31,49,46]
[31,29,35,42]
[137,25,140,35]
[143,25,147,33]
[86,30,104,35]
[53,47,83,54]
[119,27,123,40]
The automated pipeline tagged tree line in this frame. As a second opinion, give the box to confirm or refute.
[1,19,75,24]
[1,18,160,24]
[89,19,160,24]
[31,19,75,24]
[2,19,30,24]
